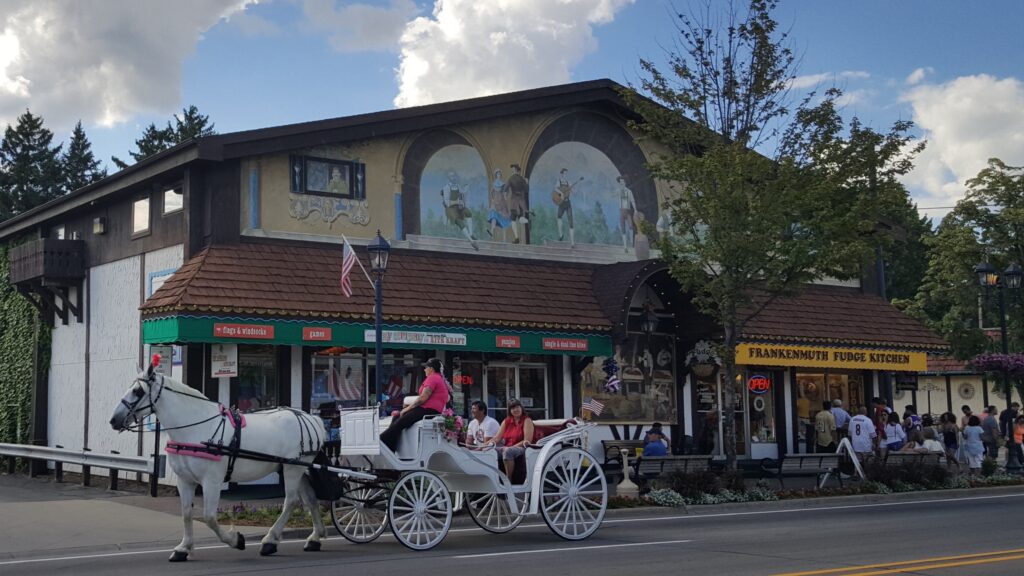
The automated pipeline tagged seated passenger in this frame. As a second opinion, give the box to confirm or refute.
[488,399,534,480]
[379,358,450,452]
[467,400,500,446]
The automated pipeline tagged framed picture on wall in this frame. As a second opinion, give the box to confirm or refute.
[291,155,361,199]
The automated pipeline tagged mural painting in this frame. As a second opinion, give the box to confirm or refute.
[418,144,489,249]
[579,333,677,423]
[529,142,638,250]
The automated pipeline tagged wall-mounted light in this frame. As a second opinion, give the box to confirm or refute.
[93,216,107,235]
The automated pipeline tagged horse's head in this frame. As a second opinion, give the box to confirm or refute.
[109,354,164,432]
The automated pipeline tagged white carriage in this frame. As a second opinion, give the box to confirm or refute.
[326,407,608,551]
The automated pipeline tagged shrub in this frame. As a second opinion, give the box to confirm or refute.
[662,470,721,499]
[646,488,687,507]
[720,470,747,493]
[981,457,999,477]
[607,495,646,509]
[863,461,949,489]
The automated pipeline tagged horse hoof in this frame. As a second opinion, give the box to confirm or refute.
[236,533,246,550]
[259,543,277,556]
[168,551,189,562]
[304,541,321,552]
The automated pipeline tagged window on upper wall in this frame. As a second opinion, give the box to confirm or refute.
[132,196,150,235]
[54,225,65,239]
[163,187,183,214]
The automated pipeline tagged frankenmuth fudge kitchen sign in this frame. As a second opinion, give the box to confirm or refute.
[735,344,927,372]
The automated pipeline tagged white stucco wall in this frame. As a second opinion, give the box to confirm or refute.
[48,284,87,453]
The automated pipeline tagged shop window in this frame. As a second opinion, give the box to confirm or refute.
[454,360,483,417]
[132,196,150,235]
[577,333,676,422]
[237,345,278,411]
[311,353,365,409]
[368,353,420,414]
[748,373,775,445]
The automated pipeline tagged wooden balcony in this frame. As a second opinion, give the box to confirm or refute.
[7,238,85,325]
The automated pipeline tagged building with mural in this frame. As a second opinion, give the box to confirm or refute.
[0,80,947,482]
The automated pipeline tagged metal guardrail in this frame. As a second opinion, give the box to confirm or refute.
[0,442,165,496]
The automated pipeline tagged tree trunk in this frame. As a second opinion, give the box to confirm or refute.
[721,322,738,470]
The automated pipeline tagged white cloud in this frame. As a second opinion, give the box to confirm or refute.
[0,0,252,131]
[905,66,933,86]
[302,0,419,53]
[228,8,281,37]
[900,74,1024,218]
[789,70,870,91]
[394,0,635,108]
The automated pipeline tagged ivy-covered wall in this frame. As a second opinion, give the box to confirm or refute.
[0,242,51,459]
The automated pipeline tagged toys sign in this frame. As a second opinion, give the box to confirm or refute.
[747,374,771,395]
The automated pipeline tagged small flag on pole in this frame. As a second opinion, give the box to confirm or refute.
[582,397,605,416]
[340,239,356,298]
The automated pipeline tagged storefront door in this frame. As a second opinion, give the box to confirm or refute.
[485,363,549,420]
[693,375,747,458]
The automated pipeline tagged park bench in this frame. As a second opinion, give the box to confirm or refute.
[601,439,644,482]
[883,451,943,467]
[632,455,712,481]
[761,453,842,489]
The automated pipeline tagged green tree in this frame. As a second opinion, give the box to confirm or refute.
[62,121,107,193]
[0,110,64,220]
[112,105,215,169]
[623,0,922,468]
[898,159,1024,359]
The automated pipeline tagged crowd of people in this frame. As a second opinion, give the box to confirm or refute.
[816,397,1024,475]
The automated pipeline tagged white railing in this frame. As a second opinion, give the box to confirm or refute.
[0,442,164,494]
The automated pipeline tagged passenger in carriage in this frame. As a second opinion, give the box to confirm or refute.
[467,400,500,446]
[487,398,535,479]
[379,358,451,452]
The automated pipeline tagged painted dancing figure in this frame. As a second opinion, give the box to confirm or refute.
[505,163,530,244]
[488,168,512,242]
[440,170,478,250]
[552,168,583,246]
[617,175,636,252]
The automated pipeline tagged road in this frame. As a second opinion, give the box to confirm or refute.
[1,483,1022,576]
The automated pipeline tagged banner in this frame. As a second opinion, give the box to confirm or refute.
[736,343,927,371]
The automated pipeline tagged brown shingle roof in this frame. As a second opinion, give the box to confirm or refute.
[141,243,613,332]
[739,284,948,351]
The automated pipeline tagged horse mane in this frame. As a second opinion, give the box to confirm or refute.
[146,372,211,401]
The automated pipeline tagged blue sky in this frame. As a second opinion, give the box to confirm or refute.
[2,0,1021,220]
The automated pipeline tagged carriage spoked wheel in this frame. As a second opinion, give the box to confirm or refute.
[540,447,608,540]
[331,481,391,543]
[465,491,529,533]
[387,471,453,551]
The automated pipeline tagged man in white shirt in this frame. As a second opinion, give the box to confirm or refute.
[848,406,877,457]
[831,399,851,439]
[467,401,500,446]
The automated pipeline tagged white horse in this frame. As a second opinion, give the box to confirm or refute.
[109,357,328,561]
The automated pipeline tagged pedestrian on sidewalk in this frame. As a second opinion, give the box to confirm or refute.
[849,406,877,460]
[963,415,985,475]
[815,401,837,453]
[940,412,960,471]
[981,406,1000,460]
[882,411,907,457]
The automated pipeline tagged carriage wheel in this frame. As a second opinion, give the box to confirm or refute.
[388,471,453,551]
[540,447,607,541]
[465,492,528,534]
[331,481,390,543]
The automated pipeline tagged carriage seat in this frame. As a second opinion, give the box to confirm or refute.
[395,417,443,460]
[503,418,576,484]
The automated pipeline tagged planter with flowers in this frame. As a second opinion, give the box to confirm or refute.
[969,352,1024,402]
[438,408,465,443]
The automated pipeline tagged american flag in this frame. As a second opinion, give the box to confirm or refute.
[340,239,356,298]
[582,397,605,416]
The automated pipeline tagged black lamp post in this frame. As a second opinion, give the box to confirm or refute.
[974,260,1022,471]
[367,230,391,414]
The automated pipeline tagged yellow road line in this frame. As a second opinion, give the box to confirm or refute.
[843,553,1024,575]
[772,547,1024,575]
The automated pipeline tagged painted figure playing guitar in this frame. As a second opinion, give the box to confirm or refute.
[552,168,584,246]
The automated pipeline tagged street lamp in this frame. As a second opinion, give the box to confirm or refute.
[974,260,1022,471]
[367,230,391,414]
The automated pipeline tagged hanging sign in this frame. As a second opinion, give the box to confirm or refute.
[542,338,589,352]
[303,327,332,341]
[496,335,521,349]
[364,330,467,346]
[210,343,238,378]
[747,374,771,394]
[736,344,927,371]
[214,323,274,339]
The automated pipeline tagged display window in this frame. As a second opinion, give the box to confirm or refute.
[795,371,865,448]
[237,345,279,411]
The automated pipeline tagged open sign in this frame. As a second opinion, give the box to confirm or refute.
[747,374,771,394]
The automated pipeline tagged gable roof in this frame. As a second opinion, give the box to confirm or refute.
[0,79,629,240]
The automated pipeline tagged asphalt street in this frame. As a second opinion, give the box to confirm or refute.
[1,474,1023,575]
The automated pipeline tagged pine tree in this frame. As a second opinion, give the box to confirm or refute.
[62,121,107,193]
[0,109,64,220]
[117,105,216,167]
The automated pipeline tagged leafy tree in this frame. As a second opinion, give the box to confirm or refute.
[112,105,215,169]
[622,0,922,468]
[898,159,1024,359]
[0,110,64,220]
[62,121,107,193]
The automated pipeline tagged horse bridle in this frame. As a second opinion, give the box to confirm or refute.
[120,373,166,426]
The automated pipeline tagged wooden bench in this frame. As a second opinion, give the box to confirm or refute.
[600,439,644,482]
[883,451,943,467]
[762,453,842,489]
[633,455,712,481]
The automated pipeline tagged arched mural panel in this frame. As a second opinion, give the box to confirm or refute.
[418,145,488,243]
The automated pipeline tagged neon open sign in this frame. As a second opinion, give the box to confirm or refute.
[747,374,771,394]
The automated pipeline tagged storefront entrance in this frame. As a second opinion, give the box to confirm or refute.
[461,362,549,420]
[795,371,866,452]
[694,370,780,460]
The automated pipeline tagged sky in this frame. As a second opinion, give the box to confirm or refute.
[1,0,1022,222]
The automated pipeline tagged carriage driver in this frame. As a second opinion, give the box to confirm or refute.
[379,358,451,452]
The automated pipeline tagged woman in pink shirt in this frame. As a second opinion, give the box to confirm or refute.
[380,357,450,452]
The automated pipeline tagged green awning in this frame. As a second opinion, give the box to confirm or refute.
[143,315,611,357]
